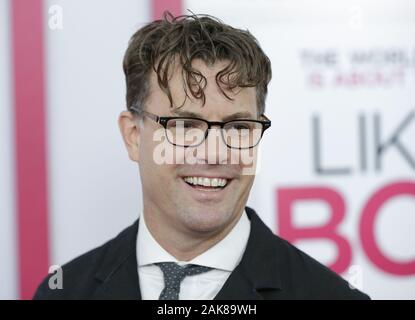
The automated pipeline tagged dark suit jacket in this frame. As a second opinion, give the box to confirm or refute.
[34,207,370,300]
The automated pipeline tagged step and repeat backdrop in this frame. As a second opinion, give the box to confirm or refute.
[0,0,414,299]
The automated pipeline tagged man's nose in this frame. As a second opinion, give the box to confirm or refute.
[194,127,229,164]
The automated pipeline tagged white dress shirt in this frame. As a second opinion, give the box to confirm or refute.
[137,210,251,300]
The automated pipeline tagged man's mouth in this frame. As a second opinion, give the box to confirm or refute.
[182,176,229,190]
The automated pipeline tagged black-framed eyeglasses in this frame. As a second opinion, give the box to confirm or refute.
[130,107,271,149]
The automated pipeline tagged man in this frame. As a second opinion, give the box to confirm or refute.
[34,12,369,300]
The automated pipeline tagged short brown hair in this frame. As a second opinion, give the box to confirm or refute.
[123,11,272,115]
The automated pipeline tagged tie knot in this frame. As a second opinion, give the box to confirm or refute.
[156,262,212,300]
[157,262,211,278]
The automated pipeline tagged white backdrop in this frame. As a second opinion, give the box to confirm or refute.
[1,0,414,299]
[45,0,147,275]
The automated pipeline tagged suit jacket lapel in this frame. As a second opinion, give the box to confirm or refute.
[92,220,142,300]
[214,207,283,300]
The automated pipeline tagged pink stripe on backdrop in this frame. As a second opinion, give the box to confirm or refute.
[11,0,50,300]
[152,0,183,20]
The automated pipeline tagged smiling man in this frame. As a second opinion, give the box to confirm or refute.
[34,12,369,300]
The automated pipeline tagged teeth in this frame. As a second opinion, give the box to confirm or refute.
[202,177,208,186]
[183,177,228,188]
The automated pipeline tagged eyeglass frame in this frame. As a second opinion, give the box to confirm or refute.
[129,106,271,149]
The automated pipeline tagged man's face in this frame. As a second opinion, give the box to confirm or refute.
[123,59,260,237]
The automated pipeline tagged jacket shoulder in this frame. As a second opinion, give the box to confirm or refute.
[271,234,370,300]
[245,206,370,300]
[33,221,138,300]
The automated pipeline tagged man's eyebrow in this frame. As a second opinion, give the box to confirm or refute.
[171,109,202,118]
[222,112,256,121]
[171,109,256,121]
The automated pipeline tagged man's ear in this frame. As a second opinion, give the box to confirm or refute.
[118,111,141,163]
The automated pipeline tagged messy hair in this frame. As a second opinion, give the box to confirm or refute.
[123,11,272,115]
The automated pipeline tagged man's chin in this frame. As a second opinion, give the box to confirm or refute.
[178,206,235,235]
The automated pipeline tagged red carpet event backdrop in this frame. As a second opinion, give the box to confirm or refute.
[0,0,414,299]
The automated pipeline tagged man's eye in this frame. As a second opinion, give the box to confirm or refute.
[172,120,190,127]
[230,123,251,130]
[173,120,201,129]
[182,121,195,128]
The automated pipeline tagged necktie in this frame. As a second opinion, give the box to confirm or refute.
[156,262,212,300]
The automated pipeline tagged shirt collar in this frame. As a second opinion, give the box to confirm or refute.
[137,209,251,272]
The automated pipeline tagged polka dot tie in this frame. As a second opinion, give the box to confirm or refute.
[156,262,212,300]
